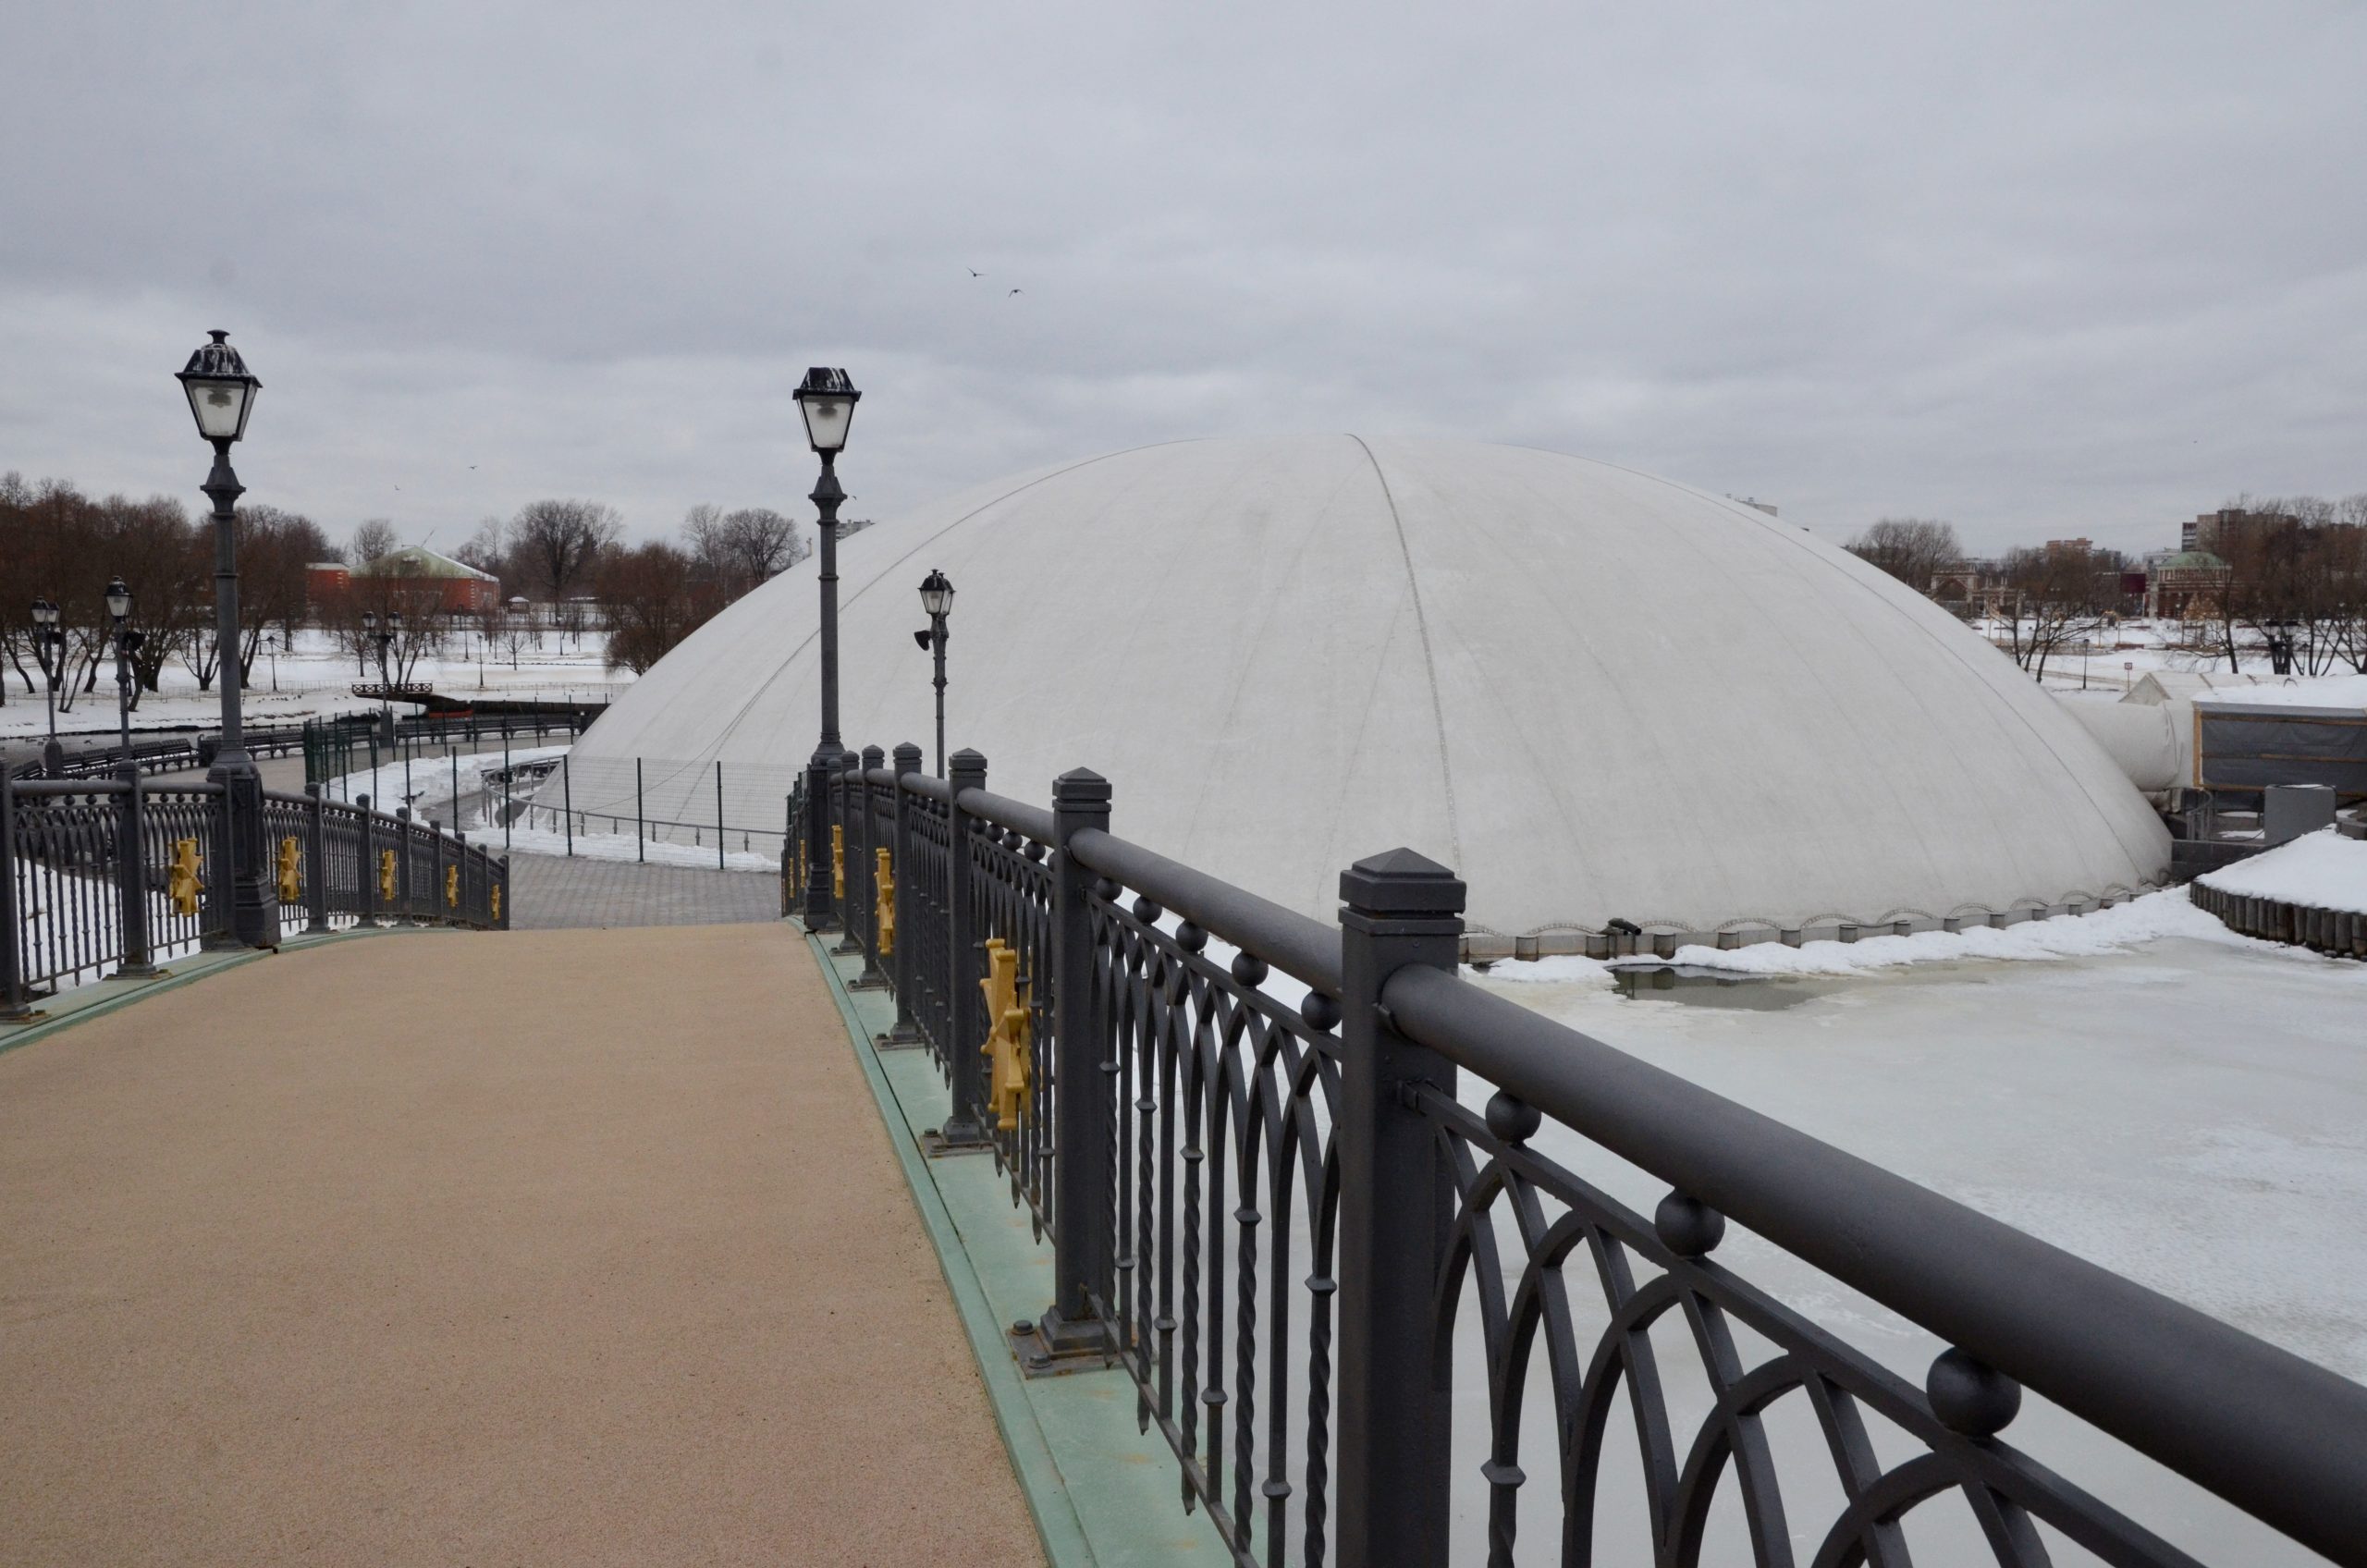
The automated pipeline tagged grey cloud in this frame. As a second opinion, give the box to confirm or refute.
[3,1,2362,555]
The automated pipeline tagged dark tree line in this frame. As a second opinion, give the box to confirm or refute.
[0,471,333,710]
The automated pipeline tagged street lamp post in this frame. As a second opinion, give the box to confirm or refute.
[794,366,860,930]
[29,599,65,777]
[105,579,143,760]
[176,328,276,949]
[104,577,158,978]
[362,610,400,743]
[913,570,954,778]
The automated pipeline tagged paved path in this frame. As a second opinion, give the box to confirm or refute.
[507,851,780,927]
[0,924,1042,1566]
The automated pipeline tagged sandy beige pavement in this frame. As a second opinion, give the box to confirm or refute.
[0,924,1044,1567]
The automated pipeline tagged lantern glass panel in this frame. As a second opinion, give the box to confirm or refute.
[186,378,254,441]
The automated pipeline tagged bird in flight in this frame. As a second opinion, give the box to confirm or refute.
[1009,288,1023,296]
[968,268,981,277]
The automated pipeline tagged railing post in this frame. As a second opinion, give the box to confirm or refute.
[0,769,31,1021]
[201,780,243,949]
[1037,766,1115,1355]
[1335,847,1464,1568]
[115,765,162,976]
[497,854,510,929]
[428,815,445,928]
[831,752,865,957]
[851,745,889,988]
[359,803,377,927]
[883,742,925,1045]
[931,748,991,1152]
[395,807,416,924]
[303,784,331,934]
[802,754,835,930]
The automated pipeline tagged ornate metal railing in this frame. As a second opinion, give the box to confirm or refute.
[797,739,2367,1568]
[3,769,509,1018]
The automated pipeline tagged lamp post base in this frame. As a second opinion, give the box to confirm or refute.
[207,745,280,951]
[1008,1307,1122,1378]
[920,1116,994,1158]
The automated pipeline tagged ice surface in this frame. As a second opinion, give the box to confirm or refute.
[1467,919,2367,1563]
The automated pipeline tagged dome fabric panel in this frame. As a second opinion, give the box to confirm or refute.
[558,435,2169,937]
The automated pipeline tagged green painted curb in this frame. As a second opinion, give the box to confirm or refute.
[801,926,1099,1568]
[0,925,462,1060]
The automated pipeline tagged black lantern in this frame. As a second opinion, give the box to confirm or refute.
[176,330,262,444]
[105,579,132,620]
[793,366,860,453]
[918,569,954,619]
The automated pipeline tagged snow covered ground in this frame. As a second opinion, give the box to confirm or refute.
[1482,888,2275,980]
[320,746,781,872]
[2197,827,2367,914]
[2193,671,2367,710]
[0,628,630,739]
[1466,896,2365,1563]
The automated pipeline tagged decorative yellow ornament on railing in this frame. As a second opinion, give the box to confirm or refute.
[979,937,1033,1132]
[446,864,460,908]
[489,883,500,923]
[832,825,846,900]
[167,838,203,916]
[276,837,302,904]
[875,849,895,955]
[378,849,398,903]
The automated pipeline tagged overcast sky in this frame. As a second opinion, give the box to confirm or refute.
[4,2,2361,556]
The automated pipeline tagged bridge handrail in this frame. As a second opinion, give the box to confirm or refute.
[3,767,508,1015]
[1384,959,2367,1561]
[792,747,2367,1567]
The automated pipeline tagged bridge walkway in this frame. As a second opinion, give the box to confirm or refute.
[0,922,1042,1565]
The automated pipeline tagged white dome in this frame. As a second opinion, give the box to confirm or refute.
[561,435,2169,938]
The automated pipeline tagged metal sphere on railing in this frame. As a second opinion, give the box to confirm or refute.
[1926,1347,2021,1438]
[1298,992,1341,1032]
[1653,1190,1727,1257]
[1485,1090,1542,1145]
[1229,950,1269,986]
[1174,920,1207,952]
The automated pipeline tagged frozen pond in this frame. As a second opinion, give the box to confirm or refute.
[1469,928,2367,1563]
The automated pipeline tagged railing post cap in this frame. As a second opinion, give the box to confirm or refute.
[949,748,987,775]
[891,741,922,770]
[861,743,885,766]
[1339,847,1466,916]
[1053,767,1111,804]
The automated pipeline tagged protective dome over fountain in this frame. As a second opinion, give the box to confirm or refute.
[558,435,2170,942]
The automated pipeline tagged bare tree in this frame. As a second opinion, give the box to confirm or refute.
[1844,518,1963,595]
[235,504,333,681]
[682,503,799,598]
[597,541,727,673]
[2332,495,2367,674]
[350,517,400,564]
[1997,542,2113,680]
[454,515,509,579]
[511,498,620,600]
